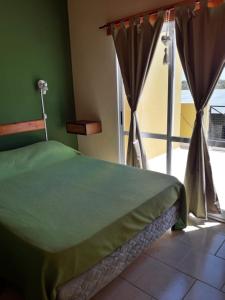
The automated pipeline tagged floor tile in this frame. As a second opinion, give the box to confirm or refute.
[200,222,225,235]
[188,215,225,236]
[92,277,152,300]
[177,227,225,255]
[216,242,225,259]
[176,250,225,289]
[122,255,194,300]
[145,236,192,267]
[155,229,185,241]
[184,281,225,300]
[121,255,152,283]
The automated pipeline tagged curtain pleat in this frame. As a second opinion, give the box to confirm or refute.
[111,13,165,169]
[175,0,225,218]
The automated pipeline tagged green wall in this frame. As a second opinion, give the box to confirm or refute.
[0,0,77,150]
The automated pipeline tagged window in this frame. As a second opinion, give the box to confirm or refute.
[118,21,225,214]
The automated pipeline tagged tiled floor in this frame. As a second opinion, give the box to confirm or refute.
[1,217,225,300]
[93,217,225,300]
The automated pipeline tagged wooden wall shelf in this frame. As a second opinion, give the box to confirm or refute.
[0,119,45,137]
[66,121,102,135]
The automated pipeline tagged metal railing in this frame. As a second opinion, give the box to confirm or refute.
[209,105,225,142]
[210,105,225,115]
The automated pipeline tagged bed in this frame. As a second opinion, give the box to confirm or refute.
[0,140,187,300]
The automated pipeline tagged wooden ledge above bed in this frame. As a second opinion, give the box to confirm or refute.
[0,119,45,136]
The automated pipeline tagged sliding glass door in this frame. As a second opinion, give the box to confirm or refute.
[118,21,225,220]
[206,70,225,218]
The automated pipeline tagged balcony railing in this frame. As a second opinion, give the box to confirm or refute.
[209,105,225,142]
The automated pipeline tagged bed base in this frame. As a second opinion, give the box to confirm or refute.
[57,203,179,300]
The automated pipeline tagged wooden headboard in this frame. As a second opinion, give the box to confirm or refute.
[0,119,45,137]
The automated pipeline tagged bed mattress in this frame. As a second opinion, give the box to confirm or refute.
[57,203,179,300]
[0,141,186,300]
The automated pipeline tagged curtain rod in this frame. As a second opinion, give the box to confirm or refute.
[99,0,220,30]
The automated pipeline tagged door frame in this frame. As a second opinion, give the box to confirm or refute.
[118,22,225,169]
[117,21,225,221]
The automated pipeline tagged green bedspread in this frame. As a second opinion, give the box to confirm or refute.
[0,141,186,300]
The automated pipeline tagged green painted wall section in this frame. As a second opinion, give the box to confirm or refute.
[0,0,77,151]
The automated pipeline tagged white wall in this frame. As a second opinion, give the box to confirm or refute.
[68,0,182,162]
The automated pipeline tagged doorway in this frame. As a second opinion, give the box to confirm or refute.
[118,21,225,220]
